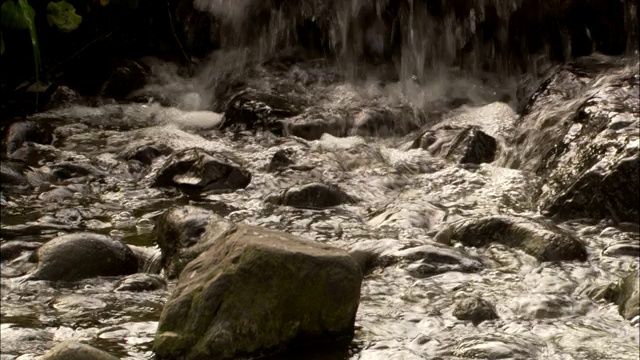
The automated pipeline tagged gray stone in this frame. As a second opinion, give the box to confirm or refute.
[40,341,119,360]
[443,215,587,262]
[265,182,356,209]
[152,148,251,193]
[30,233,138,282]
[411,125,498,165]
[155,224,362,360]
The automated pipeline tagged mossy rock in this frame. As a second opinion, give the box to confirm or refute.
[154,224,362,360]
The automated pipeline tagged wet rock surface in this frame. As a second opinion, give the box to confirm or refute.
[412,125,498,164]
[40,341,119,360]
[0,51,638,360]
[453,296,499,325]
[155,205,234,278]
[502,59,640,223]
[155,223,362,360]
[443,215,588,262]
[30,233,139,282]
[617,271,640,322]
[265,182,356,209]
[151,147,252,193]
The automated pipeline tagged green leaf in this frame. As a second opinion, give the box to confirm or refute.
[47,0,82,32]
[1,0,35,30]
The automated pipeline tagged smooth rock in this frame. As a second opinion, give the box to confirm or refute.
[40,341,119,360]
[444,215,587,262]
[265,182,356,209]
[30,233,138,282]
[220,88,308,134]
[152,148,251,193]
[154,224,362,360]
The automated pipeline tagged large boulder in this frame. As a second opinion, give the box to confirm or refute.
[501,57,639,222]
[155,224,362,360]
[437,215,587,262]
[29,233,139,282]
[155,205,234,279]
[152,148,252,193]
[40,341,118,360]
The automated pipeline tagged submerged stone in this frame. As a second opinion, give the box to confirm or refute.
[265,182,356,209]
[267,149,295,172]
[40,341,119,360]
[411,125,498,165]
[351,106,422,137]
[441,215,587,262]
[115,273,167,292]
[152,148,251,193]
[30,233,138,282]
[282,108,349,140]
[154,224,362,360]
[220,88,308,134]
[453,296,499,325]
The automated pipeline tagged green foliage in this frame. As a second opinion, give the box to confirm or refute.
[1,0,35,30]
[47,1,82,32]
[1,0,41,85]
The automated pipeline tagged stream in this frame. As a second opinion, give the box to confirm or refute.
[1,1,639,359]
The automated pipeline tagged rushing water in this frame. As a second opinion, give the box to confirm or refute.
[1,0,639,358]
[1,56,638,359]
